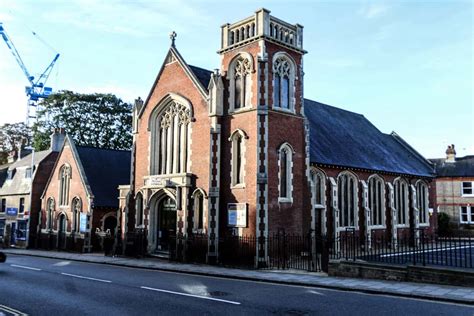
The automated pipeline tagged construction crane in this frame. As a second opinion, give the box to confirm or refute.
[0,22,60,126]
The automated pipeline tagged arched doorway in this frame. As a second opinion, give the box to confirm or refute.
[156,197,176,252]
[58,214,67,250]
[104,216,117,237]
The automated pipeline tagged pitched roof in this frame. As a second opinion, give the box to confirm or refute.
[189,65,213,90]
[0,150,54,196]
[75,146,131,207]
[305,99,434,177]
[429,156,474,177]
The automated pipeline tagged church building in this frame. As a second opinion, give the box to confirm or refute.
[119,9,435,265]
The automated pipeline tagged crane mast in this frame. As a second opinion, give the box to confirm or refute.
[0,22,60,127]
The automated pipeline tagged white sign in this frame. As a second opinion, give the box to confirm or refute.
[227,203,247,227]
[147,176,165,186]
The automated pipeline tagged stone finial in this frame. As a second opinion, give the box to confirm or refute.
[445,144,456,163]
[169,31,177,47]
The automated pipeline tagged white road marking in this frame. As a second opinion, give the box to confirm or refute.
[0,304,27,315]
[141,286,241,305]
[308,290,325,296]
[53,261,71,266]
[10,264,41,271]
[61,272,111,283]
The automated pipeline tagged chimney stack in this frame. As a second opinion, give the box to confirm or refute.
[50,128,66,152]
[445,144,456,163]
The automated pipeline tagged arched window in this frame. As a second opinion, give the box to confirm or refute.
[311,169,326,206]
[368,175,385,227]
[58,165,71,206]
[230,130,247,186]
[47,198,55,230]
[72,197,82,233]
[150,99,191,175]
[273,55,294,110]
[416,181,429,225]
[278,143,293,202]
[192,189,207,232]
[394,178,409,226]
[228,55,252,112]
[337,172,358,228]
[136,192,144,227]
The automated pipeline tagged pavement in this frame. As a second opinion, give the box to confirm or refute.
[3,248,474,305]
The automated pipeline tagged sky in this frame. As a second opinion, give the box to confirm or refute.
[0,0,472,158]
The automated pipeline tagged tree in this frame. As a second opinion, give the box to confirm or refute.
[0,122,31,164]
[33,90,133,151]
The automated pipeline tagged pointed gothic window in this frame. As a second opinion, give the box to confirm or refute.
[192,190,207,232]
[136,192,144,227]
[416,181,429,225]
[394,178,409,226]
[273,55,294,110]
[231,57,251,110]
[337,172,358,228]
[59,165,71,206]
[279,143,293,202]
[368,175,385,227]
[72,197,82,233]
[151,100,191,175]
[230,130,246,187]
[47,198,54,230]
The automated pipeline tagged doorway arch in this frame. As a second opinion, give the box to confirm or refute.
[148,190,177,253]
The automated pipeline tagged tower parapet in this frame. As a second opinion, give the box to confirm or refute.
[219,8,304,53]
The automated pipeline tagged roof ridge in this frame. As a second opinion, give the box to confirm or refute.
[304,98,365,117]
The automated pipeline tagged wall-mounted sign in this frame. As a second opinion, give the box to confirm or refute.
[80,213,88,233]
[227,203,247,227]
[6,207,18,216]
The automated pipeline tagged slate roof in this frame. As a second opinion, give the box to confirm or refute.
[75,146,131,208]
[189,65,213,90]
[305,99,434,177]
[0,150,54,196]
[429,156,474,177]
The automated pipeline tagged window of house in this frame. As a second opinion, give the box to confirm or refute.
[312,170,325,206]
[47,198,54,230]
[337,172,358,228]
[16,220,27,240]
[72,197,82,233]
[136,193,144,227]
[59,165,71,206]
[416,181,429,225]
[151,100,191,175]
[460,206,474,224]
[19,198,25,213]
[462,182,473,196]
[25,167,32,179]
[0,219,5,236]
[233,57,251,110]
[368,175,385,227]
[193,190,206,232]
[279,143,293,202]
[394,178,409,226]
[273,55,294,111]
[230,130,246,187]
[1,199,5,213]
[7,169,14,180]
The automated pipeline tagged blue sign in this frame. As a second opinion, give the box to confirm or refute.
[6,207,18,216]
[80,213,88,233]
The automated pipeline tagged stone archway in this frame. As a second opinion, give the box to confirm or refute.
[148,190,177,253]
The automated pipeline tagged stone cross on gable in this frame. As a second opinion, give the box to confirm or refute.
[170,31,177,47]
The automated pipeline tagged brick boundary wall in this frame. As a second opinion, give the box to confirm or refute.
[328,260,474,287]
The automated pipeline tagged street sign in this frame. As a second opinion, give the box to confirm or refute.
[6,207,18,216]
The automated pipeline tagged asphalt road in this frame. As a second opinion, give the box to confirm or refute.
[0,255,472,316]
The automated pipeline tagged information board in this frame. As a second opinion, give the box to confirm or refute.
[80,213,88,233]
[6,207,18,216]
[227,203,247,227]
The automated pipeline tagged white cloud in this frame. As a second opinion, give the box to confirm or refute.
[358,2,390,19]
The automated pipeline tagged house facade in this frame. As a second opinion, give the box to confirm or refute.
[430,145,474,230]
[39,136,130,252]
[119,9,436,264]
[0,130,62,248]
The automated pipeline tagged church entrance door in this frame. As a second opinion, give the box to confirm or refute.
[156,197,176,252]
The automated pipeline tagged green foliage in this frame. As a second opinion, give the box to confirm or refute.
[33,90,133,151]
[437,212,452,237]
[0,122,32,164]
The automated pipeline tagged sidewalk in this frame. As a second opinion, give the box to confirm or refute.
[3,248,474,305]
